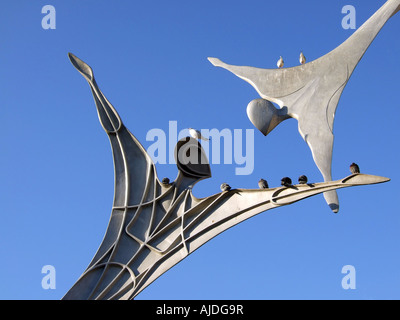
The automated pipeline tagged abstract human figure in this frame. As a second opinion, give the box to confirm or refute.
[63,53,389,300]
[208,0,400,212]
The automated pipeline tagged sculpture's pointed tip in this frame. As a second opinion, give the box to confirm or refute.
[326,174,390,213]
[68,52,80,65]
[68,52,94,82]
[207,57,223,67]
[323,190,339,214]
[329,203,340,213]
[342,173,390,185]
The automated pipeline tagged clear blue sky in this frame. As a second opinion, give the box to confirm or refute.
[0,0,399,300]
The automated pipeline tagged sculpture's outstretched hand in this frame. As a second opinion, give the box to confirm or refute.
[208,0,400,212]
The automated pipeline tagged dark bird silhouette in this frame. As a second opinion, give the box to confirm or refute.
[220,183,231,192]
[298,175,308,184]
[258,179,269,189]
[162,177,170,185]
[350,163,360,174]
[281,177,292,187]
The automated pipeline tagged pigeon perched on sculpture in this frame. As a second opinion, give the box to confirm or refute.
[298,175,308,184]
[258,179,269,189]
[281,177,292,187]
[350,163,360,174]
[220,183,231,192]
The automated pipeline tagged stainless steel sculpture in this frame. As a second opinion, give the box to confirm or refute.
[209,0,399,212]
[63,1,397,300]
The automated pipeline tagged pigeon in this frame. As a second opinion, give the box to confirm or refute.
[299,51,306,65]
[220,183,231,192]
[298,175,308,184]
[258,178,269,189]
[189,128,209,141]
[350,163,360,174]
[277,56,284,68]
[161,177,170,185]
[281,177,292,187]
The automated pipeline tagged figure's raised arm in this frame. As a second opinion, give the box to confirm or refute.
[65,54,163,300]
[68,52,156,208]
[69,53,122,133]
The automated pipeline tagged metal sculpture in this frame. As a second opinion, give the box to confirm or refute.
[209,0,399,212]
[63,0,397,299]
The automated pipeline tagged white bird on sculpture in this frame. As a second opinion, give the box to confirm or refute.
[189,128,209,141]
[277,56,284,68]
[299,51,306,64]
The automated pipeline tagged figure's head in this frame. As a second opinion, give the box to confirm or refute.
[174,137,211,182]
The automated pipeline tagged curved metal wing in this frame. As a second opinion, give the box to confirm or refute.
[65,53,170,299]
[65,54,214,300]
